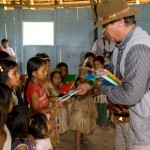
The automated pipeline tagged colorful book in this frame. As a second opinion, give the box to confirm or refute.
[95,68,122,85]
[82,68,122,86]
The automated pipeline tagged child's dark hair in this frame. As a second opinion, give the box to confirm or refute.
[35,53,50,62]
[0,59,18,83]
[56,62,68,74]
[0,83,12,112]
[50,69,63,82]
[6,105,30,141]
[84,52,94,59]
[28,113,48,139]
[93,56,105,66]
[0,104,7,132]
[0,51,11,59]
[26,57,45,79]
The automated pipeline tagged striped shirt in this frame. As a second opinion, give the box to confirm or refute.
[101,26,150,106]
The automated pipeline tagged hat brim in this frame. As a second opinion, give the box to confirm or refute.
[94,7,139,28]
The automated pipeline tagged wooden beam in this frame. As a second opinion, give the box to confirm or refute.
[90,0,97,22]
[0,3,93,8]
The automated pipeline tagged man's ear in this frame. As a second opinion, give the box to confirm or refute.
[117,18,125,28]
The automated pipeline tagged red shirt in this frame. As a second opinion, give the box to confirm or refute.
[26,81,49,114]
[0,46,3,51]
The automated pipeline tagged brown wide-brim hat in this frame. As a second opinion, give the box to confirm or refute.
[95,0,139,28]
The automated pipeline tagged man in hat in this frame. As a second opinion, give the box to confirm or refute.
[78,0,150,149]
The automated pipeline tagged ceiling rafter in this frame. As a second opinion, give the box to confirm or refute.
[0,0,150,9]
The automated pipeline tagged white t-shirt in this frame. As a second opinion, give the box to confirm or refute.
[1,46,15,58]
[91,38,116,65]
[92,38,116,55]
[35,138,53,150]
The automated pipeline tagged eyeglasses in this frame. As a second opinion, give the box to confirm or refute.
[102,20,117,29]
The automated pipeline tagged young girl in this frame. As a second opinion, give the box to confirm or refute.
[0,59,23,106]
[50,69,69,134]
[6,105,33,150]
[56,62,68,82]
[25,57,61,115]
[25,57,62,149]
[28,113,53,150]
[93,56,109,131]
[0,83,14,150]
[70,65,97,150]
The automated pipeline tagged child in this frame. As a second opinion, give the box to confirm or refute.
[28,113,53,150]
[50,69,69,134]
[56,62,68,82]
[84,52,95,66]
[25,57,61,115]
[70,65,97,150]
[93,56,109,131]
[6,105,33,150]
[0,83,14,150]
[50,69,64,91]
[0,59,24,105]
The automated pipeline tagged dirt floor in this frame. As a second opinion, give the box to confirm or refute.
[59,125,115,150]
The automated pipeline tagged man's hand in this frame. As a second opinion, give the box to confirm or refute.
[77,83,92,95]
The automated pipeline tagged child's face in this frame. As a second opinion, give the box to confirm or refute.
[42,119,52,137]
[51,73,62,86]
[60,66,67,78]
[45,60,50,73]
[7,66,21,88]
[2,41,8,49]
[93,60,103,70]
[34,64,47,82]
[79,69,88,78]
[87,56,94,65]
[79,69,88,82]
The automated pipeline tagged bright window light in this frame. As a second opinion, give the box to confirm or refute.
[23,22,54,45]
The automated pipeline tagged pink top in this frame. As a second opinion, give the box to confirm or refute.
[26,81,49,114]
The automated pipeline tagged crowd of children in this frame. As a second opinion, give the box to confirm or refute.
[0,51,110,150]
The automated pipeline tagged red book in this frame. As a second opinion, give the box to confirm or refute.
[59,81,74,94]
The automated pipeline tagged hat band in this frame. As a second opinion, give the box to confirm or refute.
[99,7,130,21]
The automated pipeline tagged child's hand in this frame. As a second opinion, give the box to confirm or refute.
[54,100,63,109]
[27,134,36,146]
